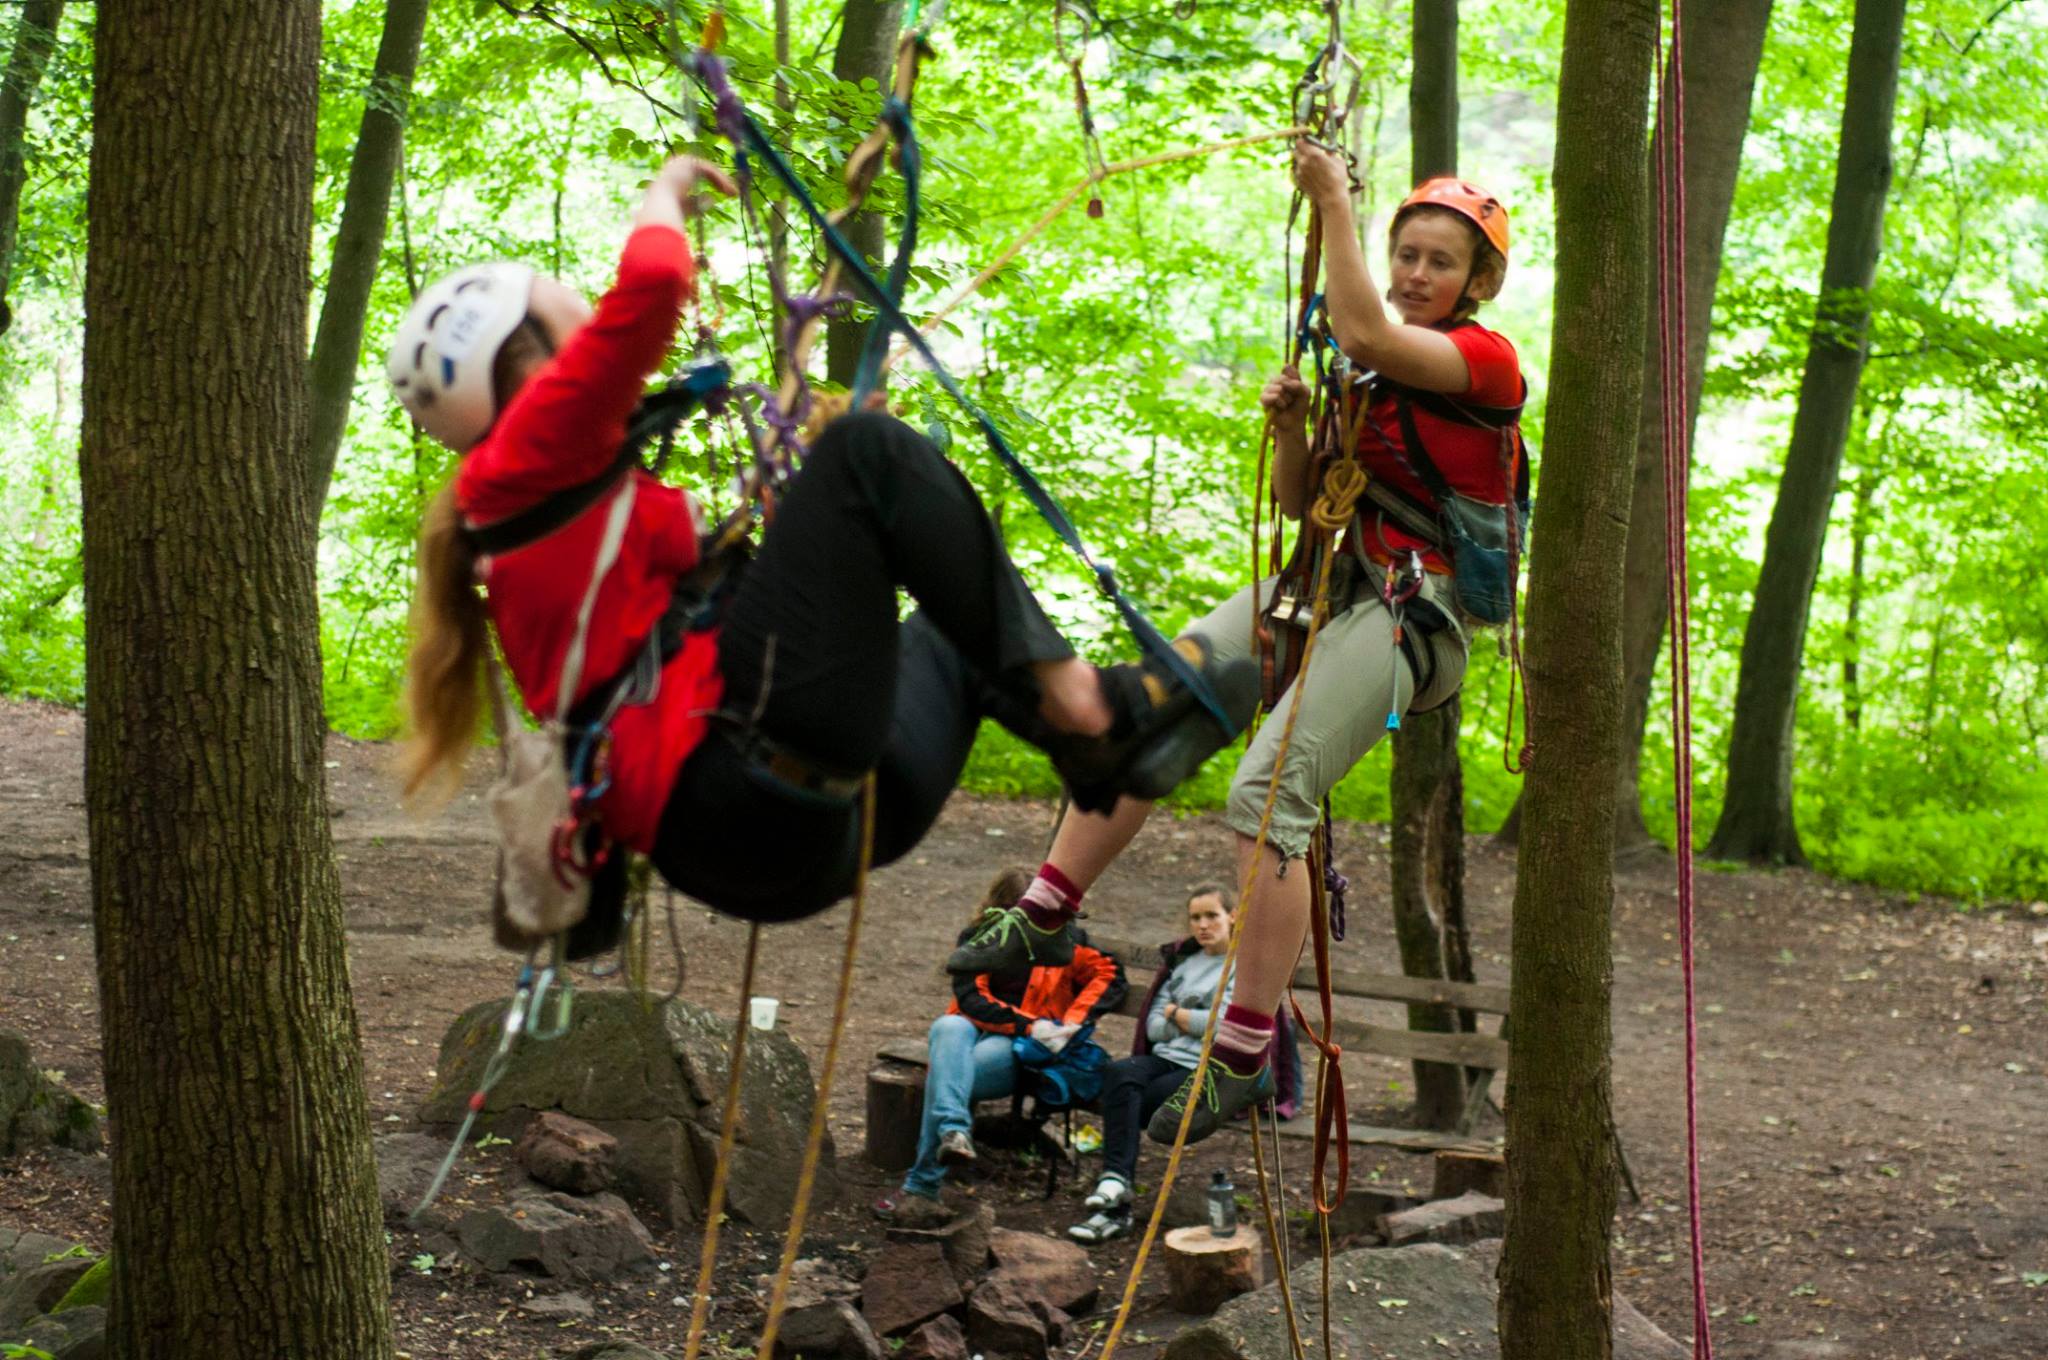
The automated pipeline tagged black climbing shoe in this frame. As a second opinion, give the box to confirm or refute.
[945,905,1077,976]
[1145,1055,1276,1147]
[1054,637,1260,814]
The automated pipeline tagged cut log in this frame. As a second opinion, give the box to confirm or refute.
[865,1061,926,1174]
[1431,1149,1507,1201]
[1163,1224,1262,1315]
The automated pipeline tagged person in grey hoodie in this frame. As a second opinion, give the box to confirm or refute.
[1070,886,1236,1244]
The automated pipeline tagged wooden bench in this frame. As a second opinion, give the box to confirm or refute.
[863,934,1506,1172]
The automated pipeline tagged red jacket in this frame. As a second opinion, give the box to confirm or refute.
[948,926,1129,1037]
[456,225,723,853]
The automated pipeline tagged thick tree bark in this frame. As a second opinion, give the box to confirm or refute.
[82,5,393,1358]
[1498,0,1773,854]
[1705,0,1906,865]
[1497,0,1655,1354]
[1389,700,1467,1129]
[825,0,905,387]
[0,0,66,337]
[307,0,434,509]
[1409,0,1457,180]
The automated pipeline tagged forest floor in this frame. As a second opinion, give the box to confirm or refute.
[2,695,2046,1360]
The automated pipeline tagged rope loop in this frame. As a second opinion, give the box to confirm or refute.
[1308,458,1364,533]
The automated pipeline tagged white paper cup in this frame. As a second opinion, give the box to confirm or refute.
[749,996,779,1031]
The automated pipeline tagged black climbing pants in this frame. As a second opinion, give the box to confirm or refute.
[1098,1053,1190,1184]
[651,412,1072,922]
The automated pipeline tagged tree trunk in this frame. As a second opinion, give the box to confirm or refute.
[1390,700,1467,1130]
[1843,468,1877,730]
[1705,0,1906,866]
[1500,0,1773,854]
[1409,0,1457,180]
[824,0,904,387]
[82,5,392,1358]
[307,0,434,509]
[1497,0,1655,1354]
[0,0,66,337]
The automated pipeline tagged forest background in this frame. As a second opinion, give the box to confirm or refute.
[3,0,2046,904]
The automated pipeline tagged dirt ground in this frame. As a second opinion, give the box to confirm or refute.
[2,695,2045,1360]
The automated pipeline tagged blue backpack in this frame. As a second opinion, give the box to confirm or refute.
[1012,1021,1110,1112]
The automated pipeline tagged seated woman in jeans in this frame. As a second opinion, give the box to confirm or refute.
[875,868,1128,1222]
[1069,886,1300,1244]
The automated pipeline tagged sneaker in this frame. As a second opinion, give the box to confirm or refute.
[1146,1056,1276,1147]
[937,1128,977,1171]
[1068,1208,1133,1245]
[872,1190,951,1227]
[1084,1174,1132,1211]
[1055,637,1260,813]
[944,905,1077,975]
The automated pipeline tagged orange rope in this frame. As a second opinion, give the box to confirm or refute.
[680,925,760,1360]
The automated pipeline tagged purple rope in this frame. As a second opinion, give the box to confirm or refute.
[1318,805,1348,942]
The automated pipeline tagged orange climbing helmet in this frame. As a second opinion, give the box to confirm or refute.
[1393,177,1511,263]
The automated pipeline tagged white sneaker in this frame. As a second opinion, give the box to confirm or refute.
[1084,1175,1131,1211]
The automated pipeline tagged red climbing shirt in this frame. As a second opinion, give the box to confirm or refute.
[1351,320,1523,572]
[457,224,723,854]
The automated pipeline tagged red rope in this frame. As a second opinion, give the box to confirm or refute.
[1653,0,1713,1353]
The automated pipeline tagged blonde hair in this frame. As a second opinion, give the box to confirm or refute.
[399,479,490,804]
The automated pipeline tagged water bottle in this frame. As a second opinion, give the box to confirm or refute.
[1206,1168,1238,1237]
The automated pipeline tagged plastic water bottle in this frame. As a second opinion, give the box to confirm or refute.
[1206,1168,1238,1237]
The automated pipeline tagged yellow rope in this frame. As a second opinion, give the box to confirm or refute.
[681,923,762,1360]
[754,774,878,1357]
[1097,476,1350,1360]
[880,125,1311,373]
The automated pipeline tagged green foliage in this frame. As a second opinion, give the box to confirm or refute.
[5,0,2048,906]
[1,1343,55,1360]
[51,1255,109,1313]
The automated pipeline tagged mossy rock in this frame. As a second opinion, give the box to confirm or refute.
[52,1256,110,1313]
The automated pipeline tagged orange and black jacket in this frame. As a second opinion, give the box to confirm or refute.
[946,924,1127,1036]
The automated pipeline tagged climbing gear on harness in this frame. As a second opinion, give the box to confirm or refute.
[1393,176,1511,263]
[409,940,572,1221]
[387,261,537,451]
[945,903,1079,976]
[687,51,1243,747]
[1145,1053,1275,1146]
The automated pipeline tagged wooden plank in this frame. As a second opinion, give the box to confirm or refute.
[1085,934,1510,1015]
[876,1038,929,1067]
[882,1018,1507,1072]
[1256,1118,1499,1156]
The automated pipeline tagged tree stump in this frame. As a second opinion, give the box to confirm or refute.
[865,1060,926,1174]
[1163,1224,1262,1315]
[1431,1149,1506,1201]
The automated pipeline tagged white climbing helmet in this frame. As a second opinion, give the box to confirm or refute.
[386,261,537,451]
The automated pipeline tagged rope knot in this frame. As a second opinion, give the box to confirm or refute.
[1309,459,1365,533]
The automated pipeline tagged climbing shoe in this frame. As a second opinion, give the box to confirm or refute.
[1054,637,1260,814]
[1145,1055,1276,1147]
[944,905,1077,975]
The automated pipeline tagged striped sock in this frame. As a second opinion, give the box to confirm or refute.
[1211,1002,1275,1072]
[1018,863,1083,930]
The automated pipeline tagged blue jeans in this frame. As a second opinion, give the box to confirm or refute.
[901,1013,1018,1197]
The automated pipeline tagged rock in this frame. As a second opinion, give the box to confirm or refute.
[517,1111,619,1195]
[419,993,834,1226]
[53,1255,110,1311]
[898,1313,968,1360]
[986,1228,1098,1316]
[0,1033,102,1157]
[1320,1185,1422,1242]
[966,1273,1051,1360]
[1162,1242,1686,1360]
[375,1131,454,1224]
[455,1190,653,1281]
[0,1229,76,1278]
[885,1202,994,1284]
[772,1298,885,1360]
[19,1302,107,1360]
[861,1241,963,1337]
[520,1289,595,1319]
[0,1255,98,1331]
[564,1344,674,1360]
[762,1257,861,1309]
[1379,1191,1505,1247]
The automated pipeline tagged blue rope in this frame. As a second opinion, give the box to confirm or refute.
[692,54,1235,736]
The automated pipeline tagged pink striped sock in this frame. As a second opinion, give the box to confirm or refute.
[1211,1002,1274,1072]
[1018,863,1083,930]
